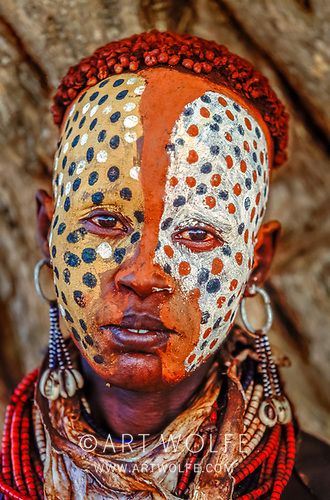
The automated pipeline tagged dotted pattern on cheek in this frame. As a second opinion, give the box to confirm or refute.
[155,91,269,372]
[49,74,146,363]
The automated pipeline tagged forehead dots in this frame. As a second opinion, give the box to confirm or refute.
[155,89,270,371]
[50,74,146,362]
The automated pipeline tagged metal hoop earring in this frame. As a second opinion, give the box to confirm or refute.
[34,258,84,401]
[240,284,292,427]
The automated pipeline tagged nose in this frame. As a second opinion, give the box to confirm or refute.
[114,259,174,300]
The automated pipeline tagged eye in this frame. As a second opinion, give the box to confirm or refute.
[80,210,132,237]
[173,226,224,252]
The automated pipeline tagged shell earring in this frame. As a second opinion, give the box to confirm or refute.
[240,285,292,427]
[34,258,84,401]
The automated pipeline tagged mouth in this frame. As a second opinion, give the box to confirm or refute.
[100,314,175,353]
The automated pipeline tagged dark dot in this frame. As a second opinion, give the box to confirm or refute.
[73,111,79,122]
[233,103,241,112]
[245,178,252,190]
[55,174,59,186]
[98,130,106,142]
[67,227,87,244]
[63,268,70,284]
[58,222,66,235]
[238,124,244,136]
[228,294,235,306]
[166,143,175,152]
[92,192,104,204]
[161,217,173,230]
[110,111,121,123]
[213,114,222,123]
[120,187,132,201]
[82,248,96,263]
[65,309,74,323]
[73,290,85,308]
[201,162,212,174]
[164,263,172,275]
[210,145,220,155]
[79,319,87,331]
[213,317,222,329]
[64,252,81,267]
[66,127,73,139]
[134,210,144,223]
[198,268,209,285]
[72,135,80,148]
[210,123,219,132]
[238,223,245,235]
[64,197,71,212]
[86,147,94,162]
[107,166,120,182]
[201,94,211,103]
[201,341,208,350]
[234,146,241,158]
[60,185,64,197]
[62,156,67,169]
[201,311,210,324]
[255,127,261,138]
[264,186,267,197]
[85,335,94,346]
[54,284,59,296]
[83,272,97,288]
[113,78,124,87]
[184,107,193,116]
[219,190,229,201]
[244,197,251,210]
[176,138,184,146]
[79,116,86,129]
[114,248,126,264]
[52,215,59,228]
[94,355,104,364]
[196,183,207,195]
[72,328,81,341]
[98,95,108,105]
[131,232,140,244]
[68,162,76,176]
[110,135,120,149]
[64,119,70,132]
[252,152,257,162]
[99,79,109,88]
[73,178,81,191]
[54,267,59,279]
[156,241,161,250]
[89,118,97,131]
[82,341,87,349]
[116,89,128,100]
[173,196,186,207]
[88,171,98,185]
[61,292,68,306]
[222,245,231,256]
[90,91,99,101]
[257,165,262,176]
[78,92,86,103]
[206,279,221,294]
[51,245,57,258]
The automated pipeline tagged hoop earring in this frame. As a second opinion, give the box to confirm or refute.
[240,284,291,427]
[34,258,84,401]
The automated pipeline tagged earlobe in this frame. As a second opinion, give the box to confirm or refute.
[36,189,54,259]
[245,221,281,294]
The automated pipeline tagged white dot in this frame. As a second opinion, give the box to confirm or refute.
[123,102,136,112]
[130,166,140,180]
[54,156,59,170]
[63,142,69,154]
[80,133,88,145]
[90,105,99,117]
[96,242,113,259]
[124,132,137,143]
[58,172,63,186]
[76,160,86,174]
[124,115,138,128]
[65,182,71,195]
[134,85,145,95]
[103,105,112,114]
[96,150,108,163]
[127,77,137,85]
[59,304,65,318]
[49,231,53,247]
[82,102,90,114]
[69,104,76,117]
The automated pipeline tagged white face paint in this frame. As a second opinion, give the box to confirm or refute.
[155,91,269,371]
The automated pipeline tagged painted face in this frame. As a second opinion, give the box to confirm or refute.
[50,68,270,388]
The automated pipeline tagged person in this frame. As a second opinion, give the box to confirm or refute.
[0,30,329,500]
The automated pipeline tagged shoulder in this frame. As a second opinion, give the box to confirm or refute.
[282,430,330,500]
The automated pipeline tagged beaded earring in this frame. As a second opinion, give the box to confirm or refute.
[240,285,292,427]
[34,258,84,401]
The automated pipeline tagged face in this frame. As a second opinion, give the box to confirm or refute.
[49,68,270,389]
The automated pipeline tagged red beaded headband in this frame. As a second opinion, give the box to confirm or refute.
[52,30,289,167]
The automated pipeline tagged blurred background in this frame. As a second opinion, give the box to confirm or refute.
[0,0,329,440]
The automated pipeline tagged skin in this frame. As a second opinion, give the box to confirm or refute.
[37,68,279,436]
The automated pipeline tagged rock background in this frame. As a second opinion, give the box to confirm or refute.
[0,0,329,439]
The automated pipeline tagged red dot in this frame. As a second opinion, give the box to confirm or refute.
[187,353,196,364]
[226,110,234,121]
[230,279,238,291]
[200,107,210,118]
[250,207,256,222]
[211,174,221,187]
[187,124,199,137]
[228,203,236,214]
[187,150,199,164]
[217,296,226,308]
[218,96,227,106]
[209,338,218,350]
[186,176,196,187]
[205,196,216,208]
[170,176,178,187]
[256,192,261,205]
[253,170,257,183]
[203,328,212,339]
[212,258,223,275]
[235,252,243,265]
[244,229,249,243]
[243,141,250,152]
[233,183,241,195]
[224,309,232,322]
[240,160,247,173]
[179,261,191,276]
[260,151,264,164]
[244,117,252,130]
[164,245,174,258]
[225,155,233,168]
[253,140,258,150]
[225,132,232,142]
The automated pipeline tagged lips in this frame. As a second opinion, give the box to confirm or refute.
[100,313,175,353]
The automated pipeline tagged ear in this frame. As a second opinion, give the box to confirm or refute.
[245,220,281,294]
[36,189,54,259]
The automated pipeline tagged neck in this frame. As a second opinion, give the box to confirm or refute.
[81,356,214,437]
